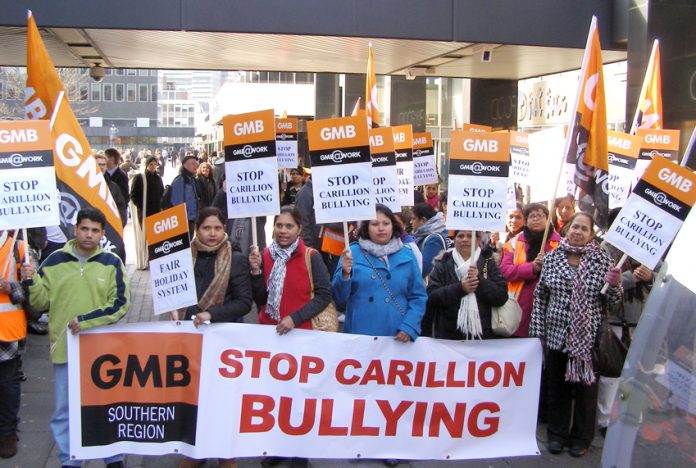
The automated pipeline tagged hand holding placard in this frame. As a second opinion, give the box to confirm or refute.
[341,249,353,279]
[249,245,261,275]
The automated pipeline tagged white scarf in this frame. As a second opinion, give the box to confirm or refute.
[265,238,299,322]
[452,247,482,339]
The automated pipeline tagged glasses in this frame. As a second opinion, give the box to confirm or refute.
[527,213,546,220]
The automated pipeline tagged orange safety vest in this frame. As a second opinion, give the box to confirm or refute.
[503,236,559,300]
[321,227,345,256]
[0,237,27,342]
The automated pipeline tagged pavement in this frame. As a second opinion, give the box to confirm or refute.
[2,161,612,467]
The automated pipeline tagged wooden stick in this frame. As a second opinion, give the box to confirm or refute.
[471,230,476,260]
[1,235,18,279]
[601,254,628,294]
[251,216,258,248]
[21,228,30,264]
[343,221,350,249]
[680,126,696,168]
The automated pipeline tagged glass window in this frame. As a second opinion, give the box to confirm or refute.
[91,83,101,101]
[127,69,137,76]
[104,68,112,76]
[80,84,89,101]
[0,81,3,100]
[139,69,149,77]
[150,84,157,101]
[103,83,112,101]
[115,83,124,102]
[115,69,124,76]
[127,83,136,102]
[189,117,194,126]
[151,70,158,77]
[139,84,148,101]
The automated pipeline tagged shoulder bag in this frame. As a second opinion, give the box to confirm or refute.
[483,259,522,337]
[304,249,339,332]
[592,301,630,378]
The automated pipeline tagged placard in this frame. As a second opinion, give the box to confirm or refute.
[68,321,542,461]
[369,127,400,213]
[635,128,680,182]
[509,131,530,185]
[146,204,198,314]
[275,117,299,169]
[446,132,510,232]
[606,130,641,209]
[393,125,414,207]
[0,120,59,229]
[528,126,575,202]
[462,123,492,133]
[412,132,438,186]
[605,155,696,269]
[223,110,280,218]
[307,116,375,223]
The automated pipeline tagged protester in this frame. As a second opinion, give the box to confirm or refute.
[597,208,654,437]
[0,231,28,459]
[411,203,449,278]
[195,162,218,208]
[95,153,128,236]
[394,209,423,273]
[212,177,267,256]
[530,212,622,458]
[423,230,507,340]
[175,207,250,468]
[423,183,440,210]
[552,194,576,236]
[282,167,305,206]
[333,204,427,345]
[295,171,321,249]
[129,156,164,224]
[119,153,138,175]
[489,203,525,262]
[171,153,200,238]
[103,148,130,210]
[21,208,130,468]
[499,203,560,337]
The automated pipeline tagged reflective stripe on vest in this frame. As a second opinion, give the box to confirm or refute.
[503,236,558,300]
[321,228,344,256]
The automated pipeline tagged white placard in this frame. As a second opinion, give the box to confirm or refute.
[447,176,508,232]
[150,249,198,315]
[397,161,414,206]
[225,158,280,218]
[413,155,438,186]
[528,126,575,201]
[0,167,60,229]
[313,163,375,224]
[276,140,298,169]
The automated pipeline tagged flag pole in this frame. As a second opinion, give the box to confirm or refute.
[1,235,18,278]
[629,40,659,135]
[251,216,258,248]
[342,221,350,249]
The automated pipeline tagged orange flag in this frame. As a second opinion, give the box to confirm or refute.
[564,16,609,227]
[630,40,662,134]
[25,11,124,256]
[365,43,380,129]
[351,97,361,117]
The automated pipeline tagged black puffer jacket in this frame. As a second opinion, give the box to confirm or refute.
[423,247,508,340]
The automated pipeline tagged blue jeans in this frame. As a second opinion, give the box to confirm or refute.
[0,356,20,435]
[53,364,124,466]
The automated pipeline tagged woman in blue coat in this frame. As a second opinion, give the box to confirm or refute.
[333,204,427,342]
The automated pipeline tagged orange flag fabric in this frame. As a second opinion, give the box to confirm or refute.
[25,11,124,256]
[365,44,380,129]
[630,40,662,134]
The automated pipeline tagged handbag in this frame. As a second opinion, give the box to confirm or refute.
[483,260,522,337]
[304,249,339,332]
[592,303,630,378]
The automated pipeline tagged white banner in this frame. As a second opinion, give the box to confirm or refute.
[372,165,400,213]
[225,158,280,218]
[68,322,542,461]
[313,163,375,224]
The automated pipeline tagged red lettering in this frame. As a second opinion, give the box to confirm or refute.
[478,361,501,387]
[428,402,465,437]
[503,362,525,387]
[467,361,476,387]
[318,399,348,435]
[376,400,413,436]
[360,360,386,385]
[350,400,380,436]
[411,401,428,437]
[278,396,315,435]
[336,359,360,385]
[468,402,500,437]
[386,360,413,386]
[219,349,243,378]
[239,394,275,433]
[299,355,324,383]
[425,362,444,387]
[445,362,465,387]
[269,353,298,381]
[413,361,425,386]
[245,350,271,378]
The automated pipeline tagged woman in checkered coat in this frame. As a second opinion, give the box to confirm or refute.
[530,212,622,458]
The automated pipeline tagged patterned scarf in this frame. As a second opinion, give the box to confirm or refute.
[559,237,601,384]
[191,233,232,313]
[452,247,482,339]
[266,238,299,322]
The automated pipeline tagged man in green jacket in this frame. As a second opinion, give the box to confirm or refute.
[21,207,130,468]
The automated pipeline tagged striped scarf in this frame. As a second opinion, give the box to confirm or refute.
[265,238,299,322]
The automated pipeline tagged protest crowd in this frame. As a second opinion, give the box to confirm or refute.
[2,12,696,468]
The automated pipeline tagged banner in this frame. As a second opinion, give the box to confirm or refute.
[629,40,662,134]
[446,132,510,232]
[0,120,59,229]
[365,44,379,129]
[68,322,542,460]
[605,155,696,269]
[26,12,124,256]
[635,128,680,182]
[412,132,438,186]
[393,125,414,207]
[275,117,299,169]
[223,110,280,218]
[528,126,574,202]
[146,204,197,315]
[564,16,609,228]
[307,116,375,223]
[606,130,642,209]
[509,131,530,185]
[369,127,400,213]
[462,123,491,133]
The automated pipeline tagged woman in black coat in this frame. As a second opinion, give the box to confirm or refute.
[129,156,164,223]
[195,162,218,208]
[424,230,508,340]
